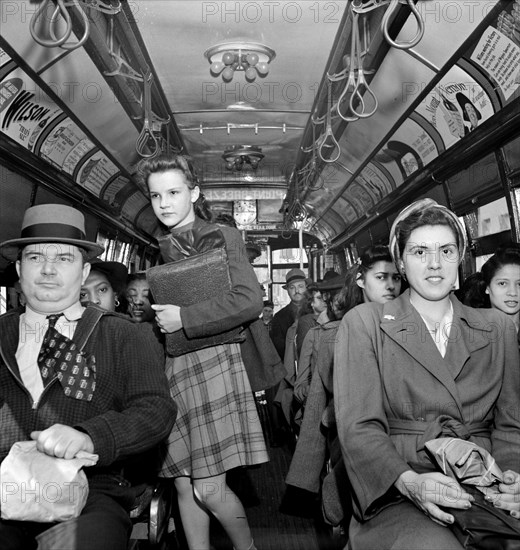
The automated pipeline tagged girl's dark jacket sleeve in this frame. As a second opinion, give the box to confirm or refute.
[172,222,263,339]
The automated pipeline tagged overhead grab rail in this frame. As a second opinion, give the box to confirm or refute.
[81,0,122,15]
[306,0,424,151]
[282,199,308,235]
[291,0,424,217]
[352,0,424,50]
[317,79,341,164]
[350,13,378,118]
[135,69,161,158]
[30,0,90,51]
[328,11,377,121]
[181,123,302,133]
[299,123,324,192]
[380,0,424,50]
[104,18,143,81]
[30,0,72,47]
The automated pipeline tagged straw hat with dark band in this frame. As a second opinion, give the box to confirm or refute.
[0,204,104,262]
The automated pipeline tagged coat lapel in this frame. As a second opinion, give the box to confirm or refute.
[444,297,495,379]
[379,293,463,415]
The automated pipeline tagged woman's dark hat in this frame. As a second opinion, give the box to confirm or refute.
[246,242,262,259]
[317,271,345,290]
[89,259,128,293]
[0,204,104,261]
[283,268,306,289]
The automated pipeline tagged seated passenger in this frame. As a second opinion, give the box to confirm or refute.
[460,244,520,338]
[79,258,128,313]
[0,204,176,550]
[125,272,155,323]
[292,273,346,409]
[261,299,274,331]
[334,199,520,550]
[294,278,330,359]
[286,245,401,526]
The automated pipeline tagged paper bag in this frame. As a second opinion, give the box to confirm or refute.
[425,437,503,486]
[0,441,99,522]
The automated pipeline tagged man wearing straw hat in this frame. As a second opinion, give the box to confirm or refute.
[0,204,176,550]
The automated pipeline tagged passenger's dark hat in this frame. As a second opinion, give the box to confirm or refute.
[263,300,274,308]
[317,271,345,290]
[282,268,306,289]
[89,259,128,293]
[246,242,262,259]
[0,204,104,261]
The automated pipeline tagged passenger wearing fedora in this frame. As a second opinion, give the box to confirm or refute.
[270,268,308,360]
[0,204,177,550]
[269,269,308,447]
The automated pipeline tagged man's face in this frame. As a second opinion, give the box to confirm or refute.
[16,243,90,314]
[287,280,306,305]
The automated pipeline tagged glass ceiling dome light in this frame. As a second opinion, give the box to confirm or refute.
[222,145,264,171]
[204,42,276,82]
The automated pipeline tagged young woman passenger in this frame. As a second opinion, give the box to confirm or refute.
[338,244,403,311]
[334,199,520,550]
[137,154,267,550]
[292,245,402,407]
[286,246,401,515]
[461,245,520,335]
[79,259,128,313]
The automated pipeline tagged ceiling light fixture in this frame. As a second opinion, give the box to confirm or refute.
[222,145,264,171]
[204,42,276,82]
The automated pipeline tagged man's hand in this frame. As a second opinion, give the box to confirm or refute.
[395,469,474,526]
[30,424,94,459]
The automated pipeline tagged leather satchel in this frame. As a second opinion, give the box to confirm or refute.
[146,247,242,356]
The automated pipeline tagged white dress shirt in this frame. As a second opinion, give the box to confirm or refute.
[15,303,84,405]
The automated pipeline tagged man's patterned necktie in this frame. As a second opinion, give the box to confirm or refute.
[37,314,96,401]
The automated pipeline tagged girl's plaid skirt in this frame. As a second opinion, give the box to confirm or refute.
[159,342,269,479]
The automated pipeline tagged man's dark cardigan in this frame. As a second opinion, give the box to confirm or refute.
[0,305,177,505]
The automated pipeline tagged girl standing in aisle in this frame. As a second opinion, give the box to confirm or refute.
[137,154,268,550]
